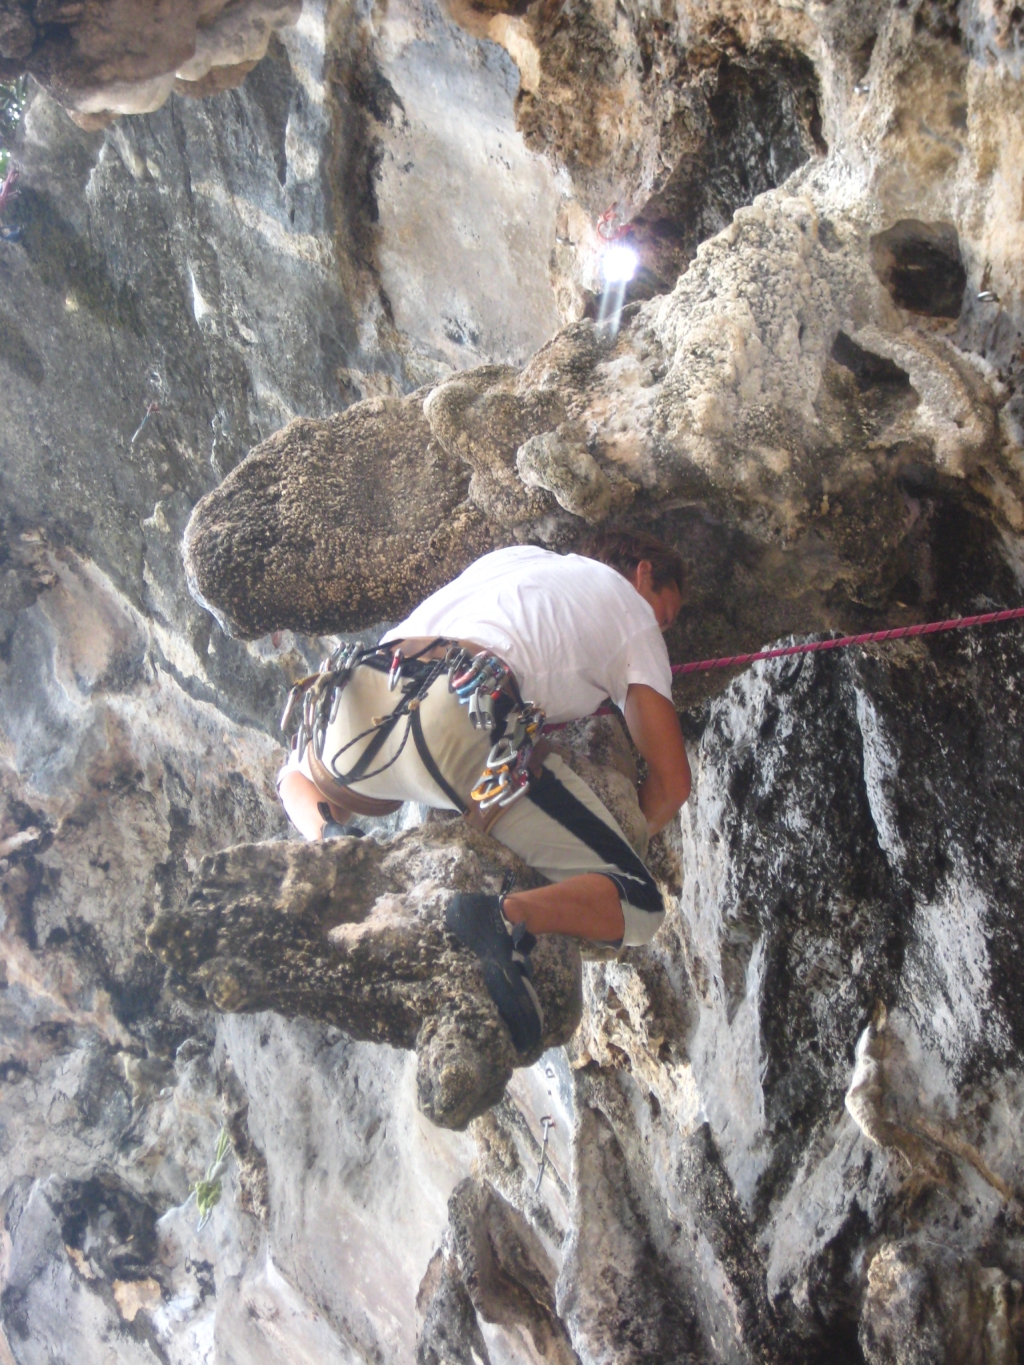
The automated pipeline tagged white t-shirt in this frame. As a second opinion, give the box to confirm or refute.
[383,546,673,723]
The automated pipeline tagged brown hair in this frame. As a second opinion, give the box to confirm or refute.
[579,528,685,594]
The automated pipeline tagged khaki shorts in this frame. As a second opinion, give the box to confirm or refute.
[281,659,665,947]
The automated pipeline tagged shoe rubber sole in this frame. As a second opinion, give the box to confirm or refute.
[445,892,544,1055]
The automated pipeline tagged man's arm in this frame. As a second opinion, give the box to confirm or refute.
[622,683,691,836]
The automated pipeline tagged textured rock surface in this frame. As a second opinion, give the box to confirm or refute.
[187,2,1024,681]
[148,824,583,1129]
[5,0,1024,1362]
[0,1,302,122]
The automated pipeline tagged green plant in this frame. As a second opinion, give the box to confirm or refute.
[192,1128,233,1230]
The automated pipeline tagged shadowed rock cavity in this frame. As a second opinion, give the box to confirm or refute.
[871,220,968,319]
[593,46,828,305]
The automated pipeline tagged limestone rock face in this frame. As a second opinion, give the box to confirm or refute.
[4,0,1024,1362]
[184,0,1024,679]
[183,397,493,637]
[147,824,583,1130]
[0,2,302,124]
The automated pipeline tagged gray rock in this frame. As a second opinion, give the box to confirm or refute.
[183,398,493,639]
[147,827,583,1129]
[860,1241,1024,1365]
[4,1,1024,1362]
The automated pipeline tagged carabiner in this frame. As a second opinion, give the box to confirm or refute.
[471,765,510,803]
[487,737,517,768]
[388,649,403,691]
[497,778,530,809]
[479,779,512,811]
[328,682,345,724]
[470,689,496,730]
[457,663,495,696]
[279,685,302,732]
[447,650,471,690]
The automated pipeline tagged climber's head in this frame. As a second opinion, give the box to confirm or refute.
[580,529,684,631]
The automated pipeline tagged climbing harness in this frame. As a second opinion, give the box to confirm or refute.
[281,639,549,821]
[281,639,448,811]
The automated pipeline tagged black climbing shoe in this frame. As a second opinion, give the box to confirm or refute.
[445,892,544,1055]
[322,821,365,839]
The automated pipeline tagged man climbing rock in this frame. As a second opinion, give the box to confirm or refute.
[278,531,691,1055]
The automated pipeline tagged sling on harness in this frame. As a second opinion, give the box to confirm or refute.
[280,639,550,827]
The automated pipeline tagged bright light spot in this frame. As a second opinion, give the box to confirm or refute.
[601,244,639,284]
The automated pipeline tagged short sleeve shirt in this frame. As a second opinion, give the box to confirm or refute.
[383,546,673,724]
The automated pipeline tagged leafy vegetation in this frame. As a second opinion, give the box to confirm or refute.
[192,1129,233,1230]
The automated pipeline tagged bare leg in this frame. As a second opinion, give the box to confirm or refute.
[283,766,627,942]
[503,874,625,943]
[279,770,352,841]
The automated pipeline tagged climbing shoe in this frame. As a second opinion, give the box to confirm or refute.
[322,821,365,839]
[445,892,544,1055]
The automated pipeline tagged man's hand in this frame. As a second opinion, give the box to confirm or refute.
[623,683,691,836]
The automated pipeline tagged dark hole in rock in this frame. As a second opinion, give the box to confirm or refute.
[852,32,877,83]
[624,46,826,300]
[896,461,939,496]
[59,1177,160,1281]
[870,219,966,318]
[831,331,912,390]
[890,572,922,605]
[914,0,962,44]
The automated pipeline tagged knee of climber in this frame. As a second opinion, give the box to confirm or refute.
[620,905,666,948]
[619,888,666,948]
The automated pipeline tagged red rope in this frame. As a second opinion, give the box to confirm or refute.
[541,606,1024,731]
[670,606,1024,676]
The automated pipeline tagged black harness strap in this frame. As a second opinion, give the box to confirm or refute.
[410,705,467,813]
[326,648,447,786]
[330,704,405,784]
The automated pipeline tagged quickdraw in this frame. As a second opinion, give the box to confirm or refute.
[279,641,366,756]
[470,703,546,810]
[442,644,548,808]
[280,637,548,815]
[445,646,515,733]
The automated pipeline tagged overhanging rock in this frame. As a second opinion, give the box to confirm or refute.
[147,823,583,1130]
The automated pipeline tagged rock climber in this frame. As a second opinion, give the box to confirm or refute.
[277,531,691,1054]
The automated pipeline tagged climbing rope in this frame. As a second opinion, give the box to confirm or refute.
[541,605,1024,731]
[669,605,1024,676]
